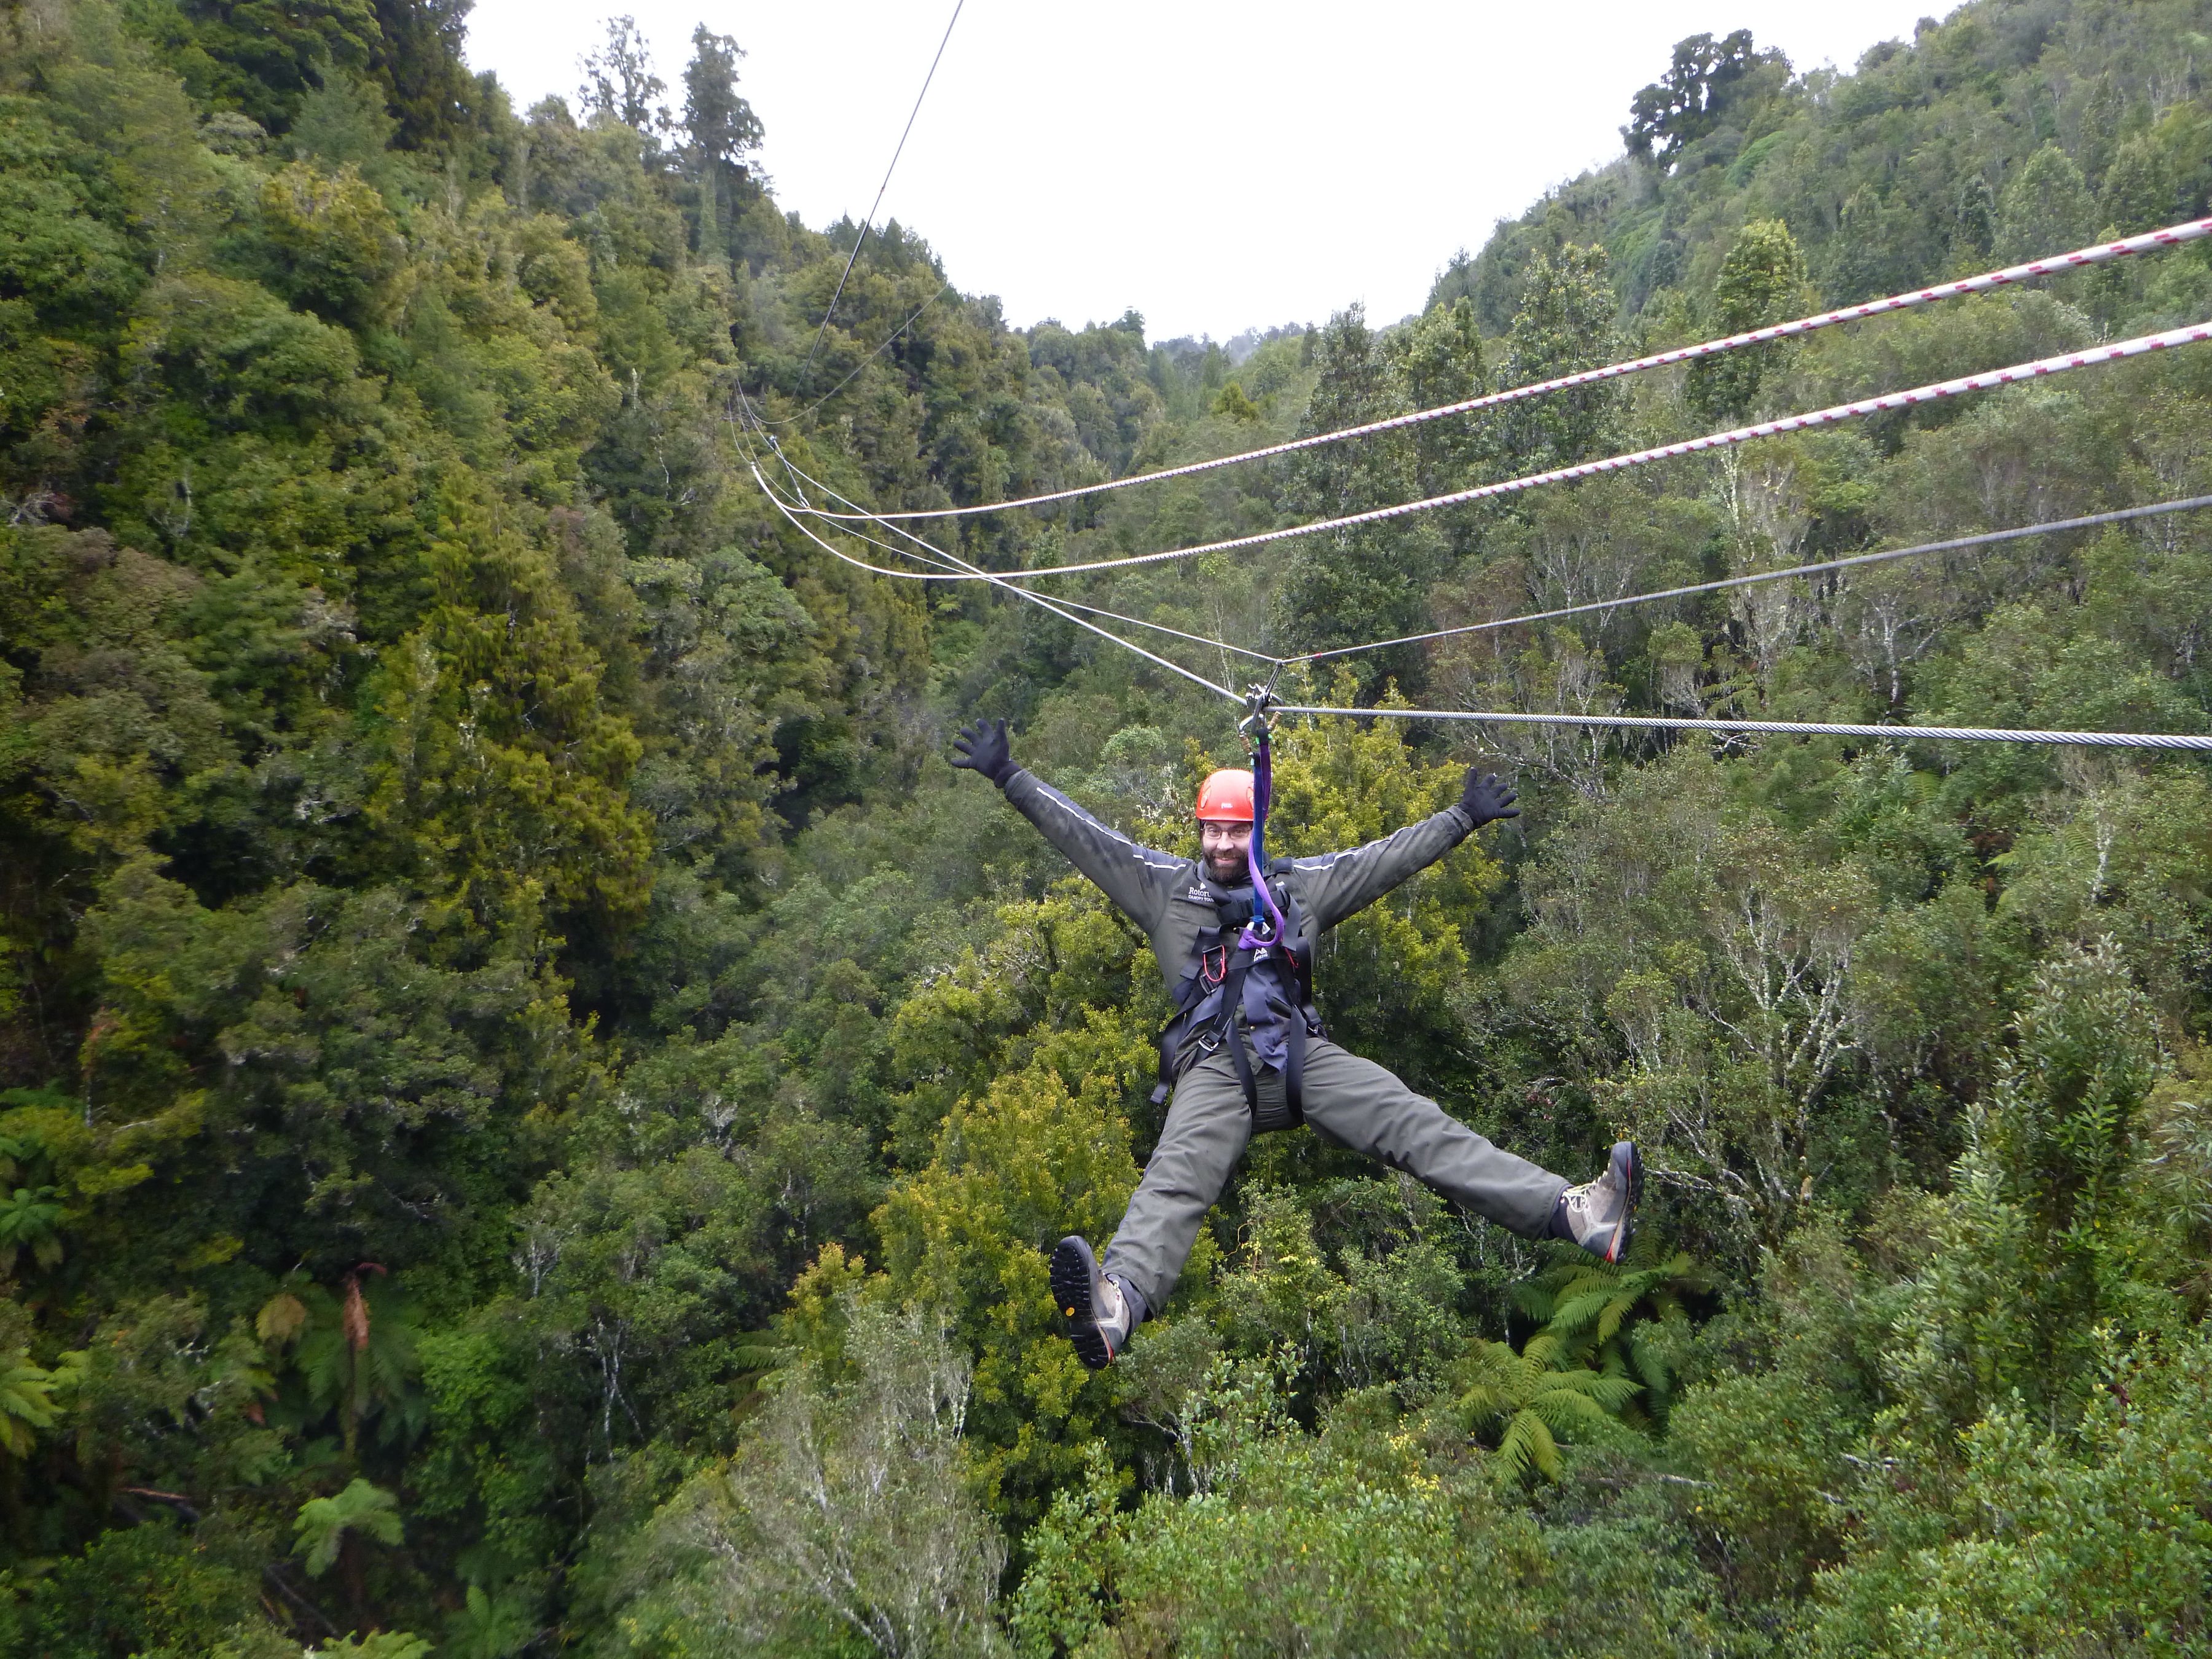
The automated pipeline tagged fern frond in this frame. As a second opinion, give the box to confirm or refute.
[1511,1279,1557,1323]
[1500,1410,1562,1482]
[1521,1330,1570,1370]
[1594,1295,1634,1346]
[1526,1389,1620,1440]
[1546,1289,1610,1338]
[1630,1323,1674,1395]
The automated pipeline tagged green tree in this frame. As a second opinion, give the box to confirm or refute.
[1512,1241,1708,1423]
[1625,30,1784,164]
[1488,244,1629,474]
[1685,218,1810,423]
[294,1476,404,1577]
[1440,1333,1641,1483]
[616,1305,1008,1659]
[577,14,669,143]
[680,25,763,260]
[0,1342,73,1456]
[1015,1354,1559,1658]
[1995,143,2097,264]
[1275,305,1443,677]
[257,160,406,327]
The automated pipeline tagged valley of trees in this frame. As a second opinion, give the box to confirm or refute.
[3,0,2211,1651]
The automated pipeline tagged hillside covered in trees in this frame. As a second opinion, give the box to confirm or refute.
[4,0,2212,1652]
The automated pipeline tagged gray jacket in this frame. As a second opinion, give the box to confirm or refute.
[998,769,1478,993]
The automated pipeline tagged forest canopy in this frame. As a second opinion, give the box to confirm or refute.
[4,0,2212,1653]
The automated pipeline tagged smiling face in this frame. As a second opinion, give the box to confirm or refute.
[1199,818,1254,884]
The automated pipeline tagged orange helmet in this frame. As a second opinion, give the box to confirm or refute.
[1194,768,1255,823]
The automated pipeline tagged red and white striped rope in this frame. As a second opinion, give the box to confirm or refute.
[978,320,2212,582]
[791,217,2212,524]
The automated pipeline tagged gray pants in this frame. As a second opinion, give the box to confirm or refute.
[1102,1037,1568,1313]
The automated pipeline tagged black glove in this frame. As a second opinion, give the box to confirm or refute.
[951,717,1017,786]
[1460,768,1520,826]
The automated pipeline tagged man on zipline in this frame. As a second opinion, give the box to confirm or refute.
[952,712,1640,1370]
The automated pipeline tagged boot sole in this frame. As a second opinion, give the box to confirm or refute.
[1607,1140,1641,1263]
[1051,1236,1115,1371]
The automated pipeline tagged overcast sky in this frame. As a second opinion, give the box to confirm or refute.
[464,0,1951,342]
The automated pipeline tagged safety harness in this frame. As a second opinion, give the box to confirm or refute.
[1148,689,1325,1132]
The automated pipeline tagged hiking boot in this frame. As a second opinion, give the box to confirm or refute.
[1556,1141,1640,1263]
[1051,1236,1142,1370]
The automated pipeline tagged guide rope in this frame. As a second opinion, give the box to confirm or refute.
[788,216,2212,522]
[953,321,2212,584]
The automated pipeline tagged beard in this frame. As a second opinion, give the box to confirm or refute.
[1204,849,1250,884]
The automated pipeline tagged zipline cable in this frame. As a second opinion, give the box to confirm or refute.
[803,0,965,369]
[756,432,2212,682]
[790,216,2212,522]
[954,321,2212,583]
[732,379,2212,751]
[739,422,2212,750]
[823,507,1279,661]
[742,404,2212,694]
[753,462,1238,702]
[1292,493,2212,663]
[735,427,1279,662]
[1271,703,2212,750]
[726,401,1241,702]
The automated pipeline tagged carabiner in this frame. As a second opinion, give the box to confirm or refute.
[1237,680,1281,742]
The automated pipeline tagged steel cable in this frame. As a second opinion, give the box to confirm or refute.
[1292,493,2212,662]
[756,280,957,426]
[755,466,1239,701]
[802,0,965,369]
[747,414,2212,672]
[1273,704,2212,749]
[732,375,2212,750]
[726,407,1241,702]
[739,429,1280,663]
[790,217,2212,522]
[748,451,2212,748]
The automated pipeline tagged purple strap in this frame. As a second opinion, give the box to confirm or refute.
[1237,730,1292,950]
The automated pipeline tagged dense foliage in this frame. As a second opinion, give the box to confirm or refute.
[3,0,2211,1652]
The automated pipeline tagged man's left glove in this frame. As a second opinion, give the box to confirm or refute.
[1460,768,1520,827]
[952,717,1018,787]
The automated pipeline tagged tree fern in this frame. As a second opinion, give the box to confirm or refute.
[1513,1236,1709,1423]
[262,1268,427,1459]
[0,1347,63,1457]
[292,1476,403,1577]
[0,1184,62,1274]
[1443,1335,1642,1484]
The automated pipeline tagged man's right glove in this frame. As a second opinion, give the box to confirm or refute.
[1460,768,1520,827]
[952,717,1018,787]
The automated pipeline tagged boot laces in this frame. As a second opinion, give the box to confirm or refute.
[1563,1166,1623,1239]
[1096,1275,1129,1339]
